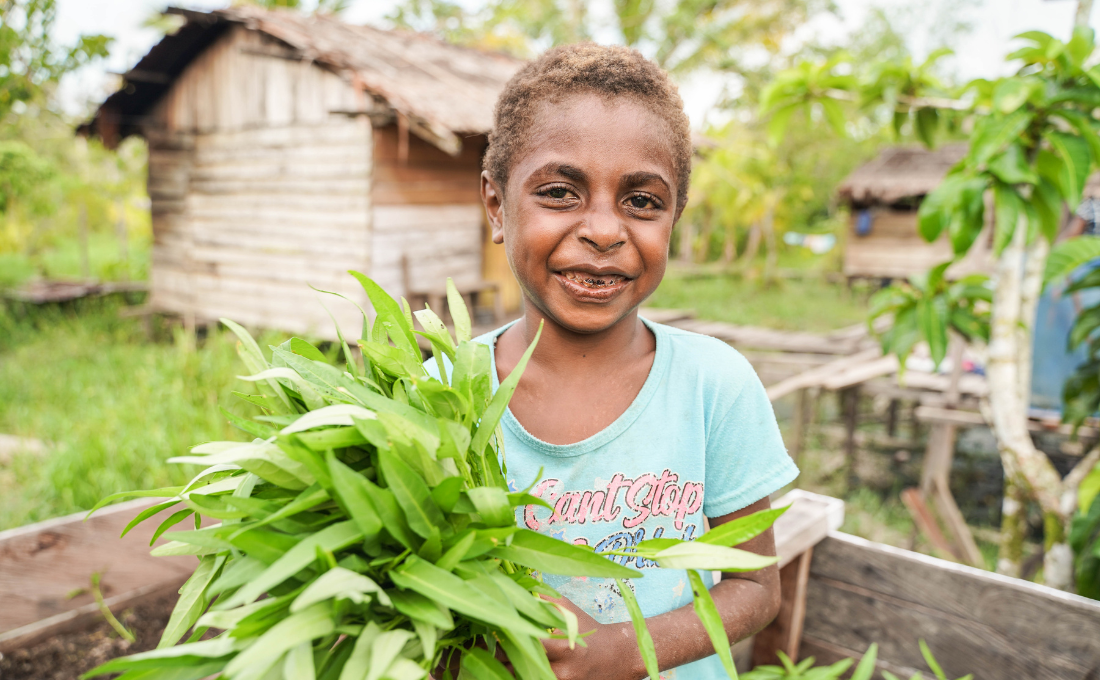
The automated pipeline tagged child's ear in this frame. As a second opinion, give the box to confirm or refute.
[481,171,505,245]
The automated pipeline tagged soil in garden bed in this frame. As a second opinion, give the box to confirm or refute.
[0,592,178,680]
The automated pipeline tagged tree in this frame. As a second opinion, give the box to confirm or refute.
[765,26,1100,589]
[386,0,832,74]
[0,0,110,123]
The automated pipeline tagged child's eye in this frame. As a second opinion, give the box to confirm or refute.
[547,187,569,199]
[627,194,659,210]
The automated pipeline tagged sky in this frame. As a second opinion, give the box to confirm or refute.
[52,0,1100,126]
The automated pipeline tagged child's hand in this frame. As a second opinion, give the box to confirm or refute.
[541,596,640,680]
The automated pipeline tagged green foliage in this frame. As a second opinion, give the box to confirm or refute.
[766,28,1100,260]
[84,274,782,680]
[868,263,991,369]
[0,0,111,121]
[386,0,831,74]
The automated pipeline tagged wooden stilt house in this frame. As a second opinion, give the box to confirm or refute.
[80,7,522,338]
[837,144,993,280]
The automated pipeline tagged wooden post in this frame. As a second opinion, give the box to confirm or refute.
[790,388,810,467]
[752,547,814,665]
[886,399,899,438]
[116,198,129,280]
[842,387,860,489]
[910,338,984,567]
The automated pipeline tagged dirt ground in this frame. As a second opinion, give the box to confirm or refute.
[0,593,177,680]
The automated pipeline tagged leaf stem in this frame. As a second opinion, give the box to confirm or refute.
[90,572,136,643]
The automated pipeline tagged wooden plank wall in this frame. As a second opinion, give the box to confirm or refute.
[144,27,372,338]
[843,209,994,280]
[800,532,1100,680]
[370,126,521,308]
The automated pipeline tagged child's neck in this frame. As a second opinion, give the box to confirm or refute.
[496,302,657,445]
[513,303,651,370]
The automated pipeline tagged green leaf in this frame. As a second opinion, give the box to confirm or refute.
[918,295,949,368]
[1032,176,1063,242]
[919,640,948,680]
[389,556,546,638]
[467,486,514,527]
[970,110,1032,164]
[819,98,847,137]
[446,279,473,343]
[472,322,542,458]
[1046,236,1100,285]
[327,453,384,541]
[367,629,416,680]
[651,542,779,571]
[1067,25,1095,67]
[616,579,660,680]
[992,78,1035,114]
[220,318,292,413]
[1051,110,1100,166]
[284,642,317,680]
[696,506,787,547]
[1045,130,1092,208]
[224,521,363,608]
[224,603,336,680]
[462,647,513,680]
[379,448,447,539]
[1079,462,1100,514]
[82,638,238,677]
[914,108,938,147]
[158,555,223,648]
[86,487,185,519]
[987,144,1037,185]
[850,644,879,680]
[120,500,179,538]
[388,588,455,630]
[290,337,327,362]
[348,271,420,358]
[292,567,389,612]
[993,183,1023,255]
[491,529,639,578]
[687,570,738,680]
[766,103,799,147]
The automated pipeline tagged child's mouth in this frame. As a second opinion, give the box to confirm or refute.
[560,270,627,289]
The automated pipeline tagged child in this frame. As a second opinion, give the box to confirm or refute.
[478,43,798,680]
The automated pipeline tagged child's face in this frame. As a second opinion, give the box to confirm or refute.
[483,93,679,334]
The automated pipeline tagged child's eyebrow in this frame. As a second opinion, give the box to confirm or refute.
[532,163,588,183]
[619,171,671,192]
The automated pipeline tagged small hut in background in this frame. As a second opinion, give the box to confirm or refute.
[81,7,522,338]
[837,144,992,281]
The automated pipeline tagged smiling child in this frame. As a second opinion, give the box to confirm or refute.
[477,44,799,680]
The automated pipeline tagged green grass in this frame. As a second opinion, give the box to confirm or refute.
[648,267,870,332]
[0,231,149,289]
[0,300,276,530]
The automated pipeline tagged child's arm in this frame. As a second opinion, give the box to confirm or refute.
[542,497,782,680]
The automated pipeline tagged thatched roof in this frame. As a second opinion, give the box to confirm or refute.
[80,6,522,154]
[838,144,968,205]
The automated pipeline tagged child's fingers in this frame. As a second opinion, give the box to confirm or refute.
[542,637,571,661]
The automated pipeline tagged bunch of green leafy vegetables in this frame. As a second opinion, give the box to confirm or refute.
[83,273,784,680]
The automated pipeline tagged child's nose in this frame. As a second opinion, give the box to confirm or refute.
[576,204,626,252]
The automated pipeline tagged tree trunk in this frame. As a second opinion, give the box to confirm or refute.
[762,206,778,283]
[678,219,696,264]
[696,213,716,263]
[1077,0,1094,28]
[79,203,90,281]
[721,221,738,265]
[742,222,762,267]
[997,478,1028,577]
[988,219,1068,585]
[116,199,129,281]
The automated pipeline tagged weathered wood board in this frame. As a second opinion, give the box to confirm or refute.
[0,499,198,652]
[801,532,1100,679]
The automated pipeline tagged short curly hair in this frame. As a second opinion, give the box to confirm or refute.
[484,43,692,211]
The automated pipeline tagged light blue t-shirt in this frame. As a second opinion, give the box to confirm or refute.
[436,317,797,680]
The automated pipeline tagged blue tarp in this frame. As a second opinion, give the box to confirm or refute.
[1031,263,1100,412]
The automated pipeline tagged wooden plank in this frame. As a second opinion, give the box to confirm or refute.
[916,405,1100,439]
[803,532,1100,679]
[753,547,814,666]
[0,499,198,652]
[668,318,867,355]
[766,348,881,401]
[771,490,845,568]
